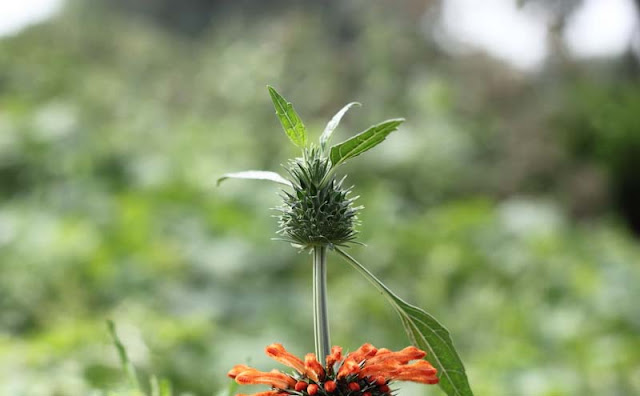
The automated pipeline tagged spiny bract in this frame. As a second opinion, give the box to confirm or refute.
[276,148,361,249]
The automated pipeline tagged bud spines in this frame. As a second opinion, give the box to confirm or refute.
[276,148,361,249]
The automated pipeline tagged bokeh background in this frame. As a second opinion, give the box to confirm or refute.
[1,0,640,395]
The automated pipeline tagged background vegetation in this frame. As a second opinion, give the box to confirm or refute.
[1,1,639,395]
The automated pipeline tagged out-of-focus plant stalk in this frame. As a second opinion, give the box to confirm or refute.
[312,246,330,364]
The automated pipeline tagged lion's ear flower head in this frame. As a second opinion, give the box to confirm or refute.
[228,343,438,396]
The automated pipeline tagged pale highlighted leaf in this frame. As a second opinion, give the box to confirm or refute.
[334,247,474,396]
[217,171,292,187]
[320,102,361,150]
[329,118,404,167]
[267,85,307,148]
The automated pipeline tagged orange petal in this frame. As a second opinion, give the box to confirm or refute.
[360,361,400,378]
[337,357,361,378]
[265,343,306,374]
[235,369,296,389]
[304,353,325,382]
[395,346,426,362]
[367,346,425,366]
[347,343,378,363]
[326,346,343,367]
[228,364,253,379]
[387,360,438,384]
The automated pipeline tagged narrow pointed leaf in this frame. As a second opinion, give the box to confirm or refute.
[217,171,292,187]
[320,102,361,150]
[267,85,307,148]
[329,118,404,167]
[106,320,141,391]
[335,247,474,396]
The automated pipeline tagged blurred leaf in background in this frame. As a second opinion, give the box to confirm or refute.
[1,0,639,395]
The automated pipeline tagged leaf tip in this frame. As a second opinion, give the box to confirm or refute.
[266,85,279,98]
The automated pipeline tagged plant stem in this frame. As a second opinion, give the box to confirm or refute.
[312,245,330,364]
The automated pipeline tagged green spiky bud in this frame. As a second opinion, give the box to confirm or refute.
[276,148,361,249]
[218,86,403,249]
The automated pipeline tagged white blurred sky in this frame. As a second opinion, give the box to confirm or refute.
[0,0,637,71]
[439,0,638,70]
[0,0,63,37]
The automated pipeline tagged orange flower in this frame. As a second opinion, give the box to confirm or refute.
[326,346,342,367]
[265,343,306,374]
[304,353,325,382]
[227,343,438,395]
[234,368,296,389]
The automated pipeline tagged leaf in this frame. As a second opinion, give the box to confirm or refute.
[334,247,474,396]
[267,85,307,148]
[106,320,141,392]
[216,171,293,187]
[320,102,361,150]
[329,118,404,167]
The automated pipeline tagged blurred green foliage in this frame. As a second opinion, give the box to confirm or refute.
[1,1,639,396]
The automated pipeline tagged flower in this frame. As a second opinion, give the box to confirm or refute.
[227,343,438,396]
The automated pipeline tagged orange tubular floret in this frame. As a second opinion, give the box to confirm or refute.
[360,361,400,378]
[387,361,439,384]
[348,343,378,362]
[326,346,343,367]
[304,353,325,382]
[337,357,360,378]
[235,369,296,389]
[265,343,306,374]
[367,346,426,366]
[374,348,392,356]
[228,364,253,379]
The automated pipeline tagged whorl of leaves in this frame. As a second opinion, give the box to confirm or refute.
[276,148,361,248]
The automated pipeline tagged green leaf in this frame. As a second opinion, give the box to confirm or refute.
[329,118,404,167]
[216,171,293,187]
[320,102,361,150]
[334,247,474,396]
[106,320,141,392]
[267,85,307,148]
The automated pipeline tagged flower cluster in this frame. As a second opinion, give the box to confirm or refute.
[228,343,438,396]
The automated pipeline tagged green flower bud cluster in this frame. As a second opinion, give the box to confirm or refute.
[277,148,361,249]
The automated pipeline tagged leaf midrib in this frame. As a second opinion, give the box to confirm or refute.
[274,98,302,142]
[334,126,386,160]
[395,303,464,396]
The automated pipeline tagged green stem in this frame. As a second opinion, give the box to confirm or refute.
[312,246,330,364]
